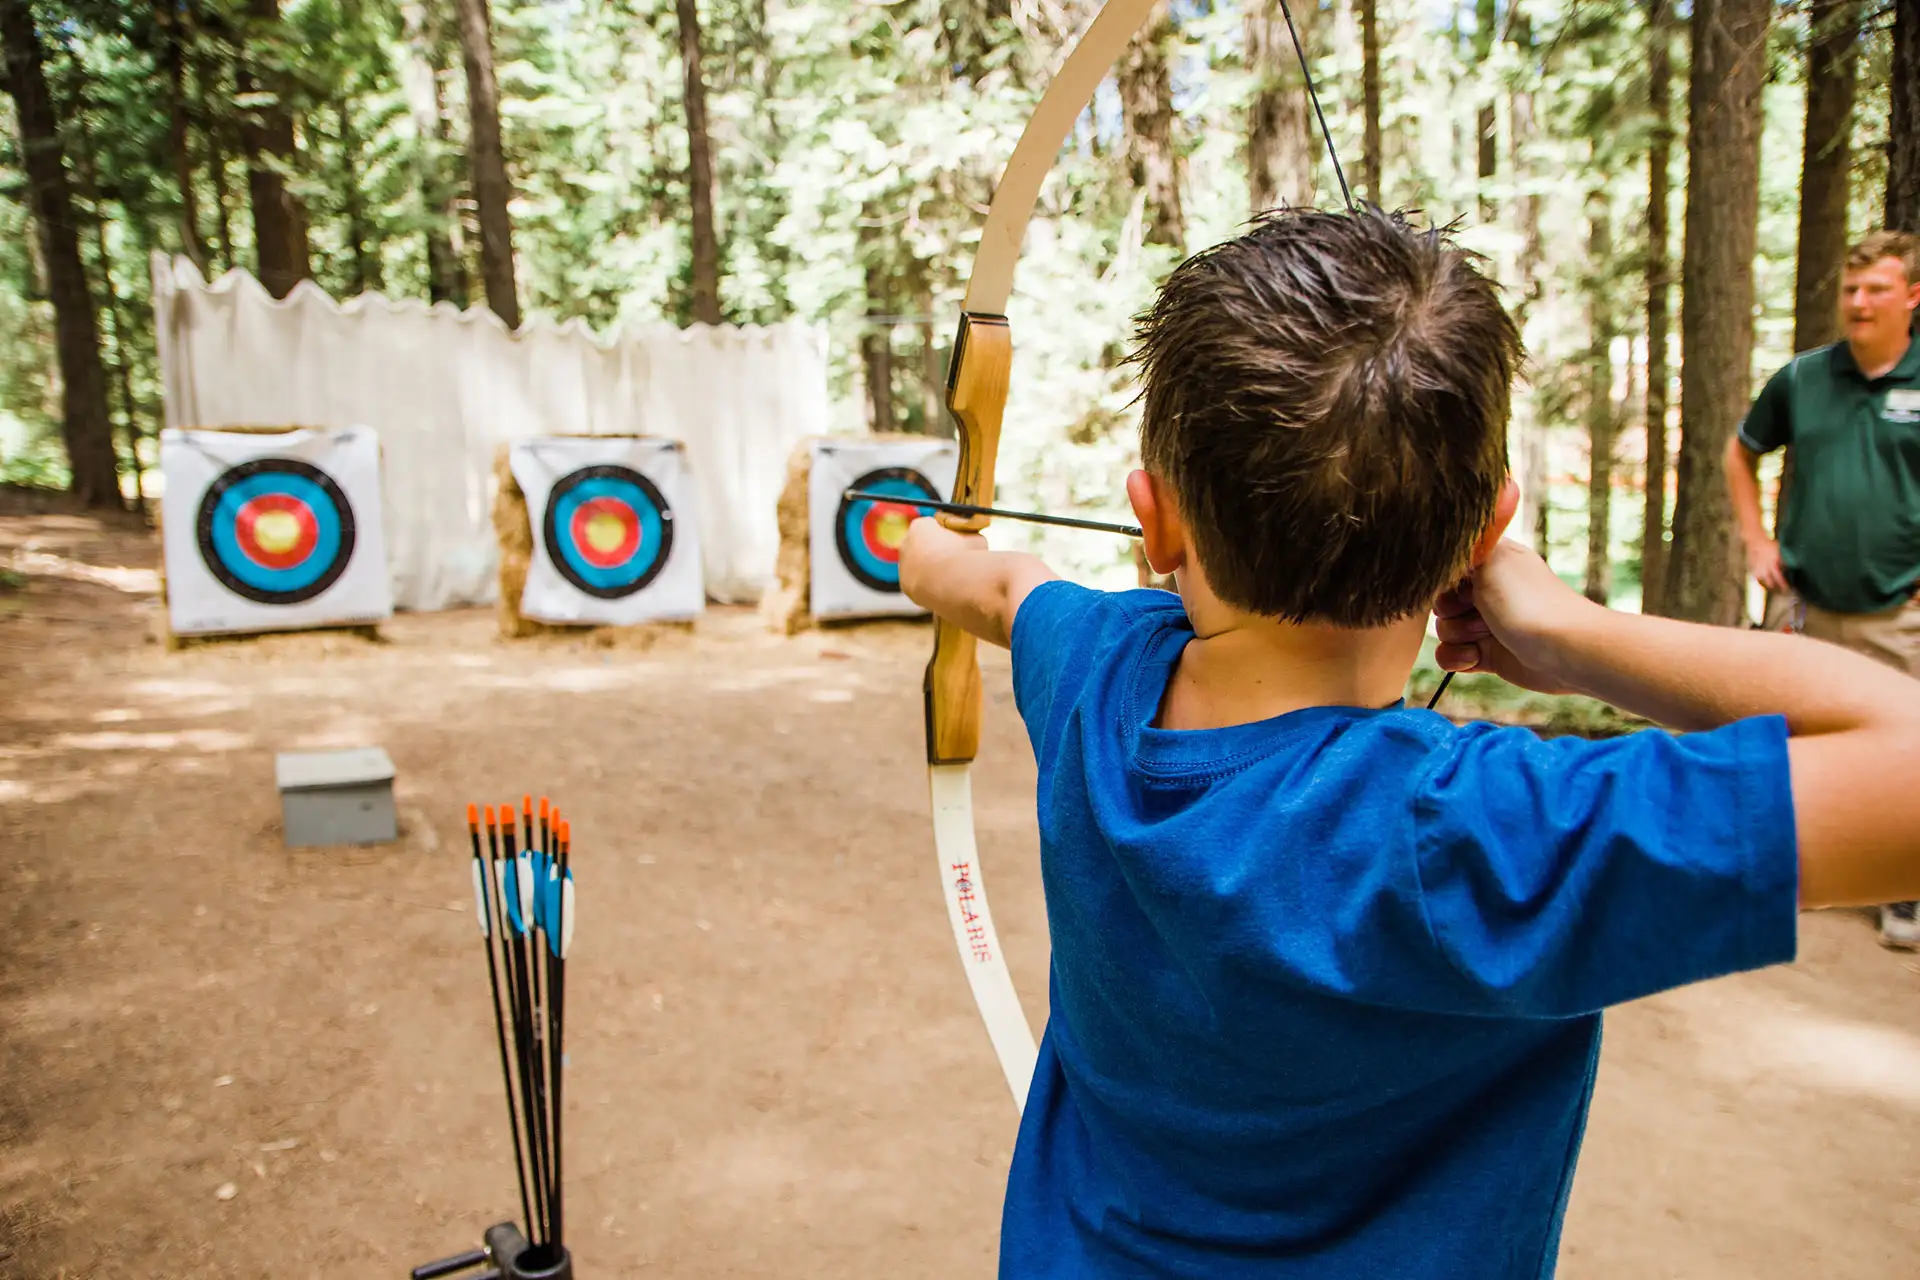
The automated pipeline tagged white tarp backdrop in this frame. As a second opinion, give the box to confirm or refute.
[509,435,706,627]
[150,253,831,610]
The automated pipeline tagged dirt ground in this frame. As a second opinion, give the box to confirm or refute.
[1,499,1917,1279]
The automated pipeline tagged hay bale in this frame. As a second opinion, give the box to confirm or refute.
[758,432,938,636]
[491,438,695,644]
[156,425,384,651]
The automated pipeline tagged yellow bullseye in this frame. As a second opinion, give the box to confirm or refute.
[585,512,629,554]
[874,510,912,550]
[253,510,302,555]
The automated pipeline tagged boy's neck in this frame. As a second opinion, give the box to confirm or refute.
[1155,590,1426,731]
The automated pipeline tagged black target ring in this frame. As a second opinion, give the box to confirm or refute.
[194,457,357,606]
[834,466,941,594]
[541,464,676,600]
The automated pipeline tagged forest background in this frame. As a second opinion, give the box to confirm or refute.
[0,0,1915,627]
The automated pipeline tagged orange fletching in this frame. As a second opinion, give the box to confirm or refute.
[466,802,478,828]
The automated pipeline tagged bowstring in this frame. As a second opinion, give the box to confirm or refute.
[1275,0,1354,212]
[1274,0,1453,710]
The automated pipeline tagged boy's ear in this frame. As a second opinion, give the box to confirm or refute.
[1470,475,1522,566]
[1126,469,1187,576]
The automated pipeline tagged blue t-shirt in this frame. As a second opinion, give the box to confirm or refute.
[998,582,1799,1278]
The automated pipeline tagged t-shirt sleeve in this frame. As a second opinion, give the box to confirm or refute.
[1737,362,1796,454]
[1009,580,1106,752]
[1404,715,1799,1019]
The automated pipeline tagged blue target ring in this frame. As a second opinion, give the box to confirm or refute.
[542,464,674,599]
[835,466,940,593]
[194,459,355,605]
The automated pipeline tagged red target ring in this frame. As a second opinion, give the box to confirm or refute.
[233,492,320,570]
[568,496,642,568]
[860,501,918,565]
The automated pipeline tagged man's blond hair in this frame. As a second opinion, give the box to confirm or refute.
[1846,230,1920,282]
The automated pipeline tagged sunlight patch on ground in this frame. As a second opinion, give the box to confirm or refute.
[1710,1004,1920,1109]
[710,666,848,694]
[472,666,656,694]
[5,548,159,595]
[127,678,237,701]
[51,729,254,754]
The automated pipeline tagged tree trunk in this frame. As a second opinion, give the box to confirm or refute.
[337,101,382,294]
[1766,0,1863,619]
[91,202,146,514]
[1642,0,1673,611]
[207,116,236,273]
[455,0,521,328]
[1890,0,1920,231]
[918,273,947,437]
[0,0,123,508]
[1474,0,1497,222]
[1246,0,1316,212]
[235,0,311,299]
[1584,192,1616,605]
[1119,0,1184,251]
[861,240,895,433]
[676,0,723,325]
[1665,0,1770,625]
[68,79,149,514]
[1796,0,1862,352]
[1510,8,1549,555]
[402,0,462,305]
[156,0,207,270]
[1361,0,1381,202]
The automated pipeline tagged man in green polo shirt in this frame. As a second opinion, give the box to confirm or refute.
[1726,229,1920,948]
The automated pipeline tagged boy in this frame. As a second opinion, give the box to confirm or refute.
[898,207,1920,1278]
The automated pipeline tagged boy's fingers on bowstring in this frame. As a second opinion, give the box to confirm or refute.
[934,510,988,535]
[1434,612,1491,646]
[1432,579,1477,619]
[1432,640,1486,673]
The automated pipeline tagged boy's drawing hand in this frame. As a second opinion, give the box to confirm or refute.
[1432,540,1593,696]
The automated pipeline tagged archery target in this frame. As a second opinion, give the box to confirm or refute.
[160,427,392,636]
[808,438,958,620]
[510,436,705,626]
[544,465,674,599]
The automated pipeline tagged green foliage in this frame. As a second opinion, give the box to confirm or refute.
[0,0,1886,601]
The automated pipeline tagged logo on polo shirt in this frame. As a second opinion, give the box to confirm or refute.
[1885,388,1920,423]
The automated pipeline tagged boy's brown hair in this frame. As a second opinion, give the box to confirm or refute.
[1131,206,1521,629]
[1845,230,1920,282]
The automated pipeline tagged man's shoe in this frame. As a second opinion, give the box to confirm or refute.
[1881,902,1920,950]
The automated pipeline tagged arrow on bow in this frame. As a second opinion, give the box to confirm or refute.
[927,0,1450,1115]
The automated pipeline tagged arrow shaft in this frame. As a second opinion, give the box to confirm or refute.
[843,489,1141,539]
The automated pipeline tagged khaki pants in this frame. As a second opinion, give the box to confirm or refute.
[1799,595,1920,679]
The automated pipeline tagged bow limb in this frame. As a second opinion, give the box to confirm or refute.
[926,0,1163,1115]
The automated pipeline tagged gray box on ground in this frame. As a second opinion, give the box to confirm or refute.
[275,747,397,847]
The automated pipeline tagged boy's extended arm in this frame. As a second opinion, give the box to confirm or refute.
[1436,541,1920,911]
[898,516,1059,650]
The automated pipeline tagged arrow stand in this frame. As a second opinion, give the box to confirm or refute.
[411,1222,573,1280]
[415,800,577,1279]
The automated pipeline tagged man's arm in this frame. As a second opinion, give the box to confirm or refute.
[898,517,1059,649]
[1436,541,1920,911]
[1723,365,1795,593]
[1724,436,1788,593]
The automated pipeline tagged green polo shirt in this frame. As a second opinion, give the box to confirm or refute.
[1738,337,1920,615]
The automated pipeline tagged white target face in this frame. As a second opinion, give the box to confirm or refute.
[159,427,393,636]
[807,439,959,621]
